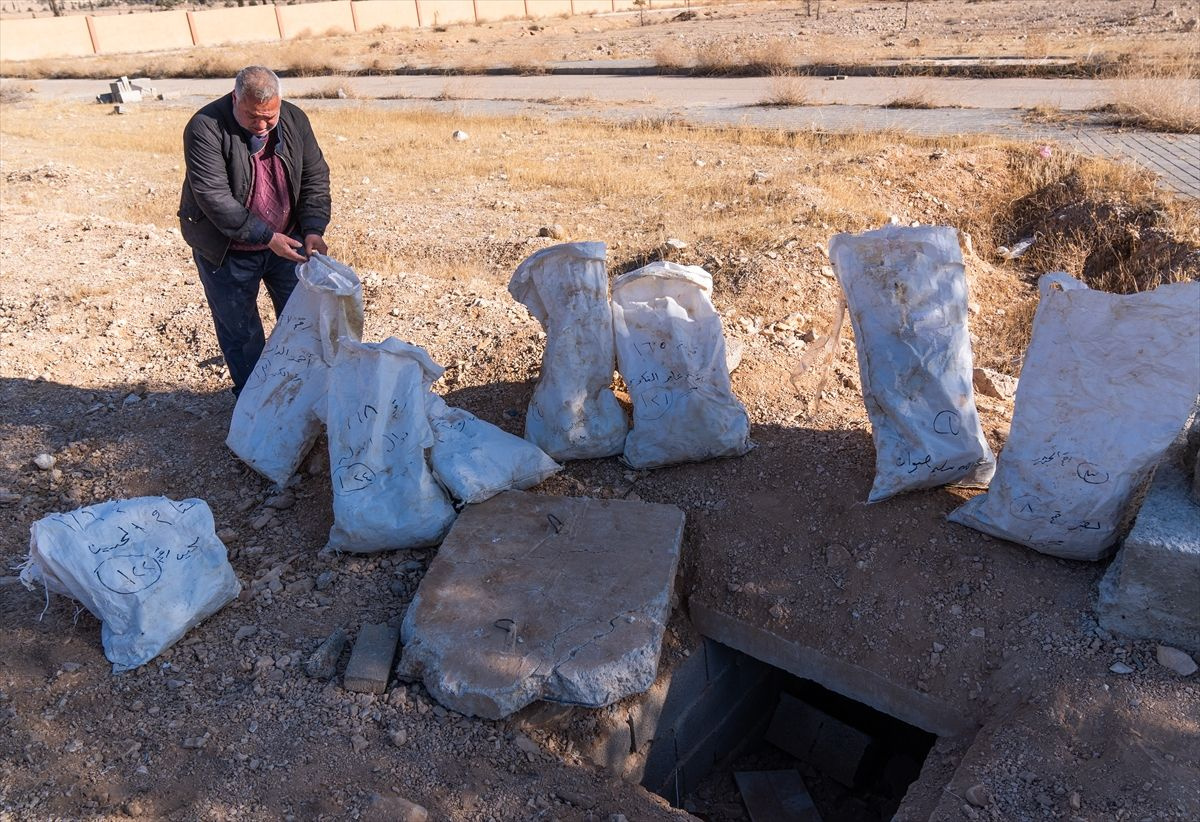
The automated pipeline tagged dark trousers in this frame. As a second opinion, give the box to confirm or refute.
[194,248,299,395]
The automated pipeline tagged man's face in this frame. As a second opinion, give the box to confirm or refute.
[232,91,281,137]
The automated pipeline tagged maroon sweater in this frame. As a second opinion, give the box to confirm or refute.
[230,129,293,252]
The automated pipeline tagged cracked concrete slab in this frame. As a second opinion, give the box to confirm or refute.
[397,490,685,719]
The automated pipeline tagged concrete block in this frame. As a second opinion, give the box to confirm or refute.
[114,89,143,104]
[398,490,685,719]
[305,627,347,679]
[690,601,974,736]
[765,692,873,787]
[343,622,400,694]
[735,771,823,822]
[1098,408,1200,650]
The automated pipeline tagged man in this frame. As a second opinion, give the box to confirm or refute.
[179,65,331,396]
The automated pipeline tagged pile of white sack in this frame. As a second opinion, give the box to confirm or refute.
[828,225,1200,561]
[227,254,561,554]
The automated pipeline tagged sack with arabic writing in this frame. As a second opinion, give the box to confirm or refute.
[19,497,240,672]
[949,273,1200,560]
[226,254,363,485]
[829,225,995,502]
[611,261,751,469]
[324,338,456,552]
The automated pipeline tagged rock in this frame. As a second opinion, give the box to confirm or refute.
[344,623,401,694]
[451,130,468,142]
[513,733,540,756]
[33,453,56,470]
[1156,645,1197,676]
[234,625,258,642]
[972,367,1018,401]
[397,490,685,719]
[350,733,369,753]
[824,543,852,568]
[389,728,407,747]
[60,662,82,672]
[1109,662,1134,674]
[725,337,744,374]
[263,490,295,510]
[181,734,209,749]
[305,628,348,680]
[249,511,274,531]
[363,793,428,822]
[965,784,990,807]
[749,170,771,184]
[537,224,566,240]
[216,528,237,544]
[315,570,336,591]
[662,237,688,252]
[285,576,314,596]
[1070,791,1081,810]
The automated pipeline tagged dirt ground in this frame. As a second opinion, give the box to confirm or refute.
[2,4,1199,821]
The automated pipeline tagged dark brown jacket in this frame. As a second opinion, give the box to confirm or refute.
[178,92,330,265]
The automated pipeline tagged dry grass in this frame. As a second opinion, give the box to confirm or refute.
[292,78,360,100]
[1092,57,1200,133]
[882,92,936,110]
[757,72,812,107]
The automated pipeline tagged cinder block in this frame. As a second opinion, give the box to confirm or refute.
[765,693,873,787]
[343,622,400,694]
[1098,430,1200,650]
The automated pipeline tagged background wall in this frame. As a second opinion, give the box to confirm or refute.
[0,0,692,62]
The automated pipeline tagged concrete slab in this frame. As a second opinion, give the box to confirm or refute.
[343,623,401,694]
[1098,426,1200,651]
[397,490,685,719]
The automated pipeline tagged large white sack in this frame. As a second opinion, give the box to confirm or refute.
[226,254,363,485]
[427,395,561,504]
[508,242,628,460]
[830,225,995,502]
[612,261,752,469]
[19,497,240,672]
[949,273,1200,560]
[325,338,456,552]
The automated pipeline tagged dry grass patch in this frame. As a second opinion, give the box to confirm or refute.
[293,78,361,100]
[757,72,813,107]
[1092,58,1200,133]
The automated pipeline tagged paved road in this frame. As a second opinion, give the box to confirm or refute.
[26,73,1199,197]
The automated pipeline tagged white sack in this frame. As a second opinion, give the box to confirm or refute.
[508,242,628,460]
[949,273,1200,560]
[325,338,456,552]
[19,497,240,672]
[226,254,363,485]
[427,395,561,504]
[612,261,752,469]
[830,225,995,502]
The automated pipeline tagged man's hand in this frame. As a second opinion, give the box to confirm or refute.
[268,232,307,263]
[304,233,328,258]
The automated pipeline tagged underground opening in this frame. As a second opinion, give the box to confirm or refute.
[641,641,937,822]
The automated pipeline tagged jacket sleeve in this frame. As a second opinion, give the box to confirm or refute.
[293,108,331,237]
[182,113,273,245]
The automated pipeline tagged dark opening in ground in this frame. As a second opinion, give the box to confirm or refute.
[661,668,937,821]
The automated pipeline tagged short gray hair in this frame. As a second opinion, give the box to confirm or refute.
[235,66,281,102]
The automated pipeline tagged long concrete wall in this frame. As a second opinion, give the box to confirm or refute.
[0,0,695,62]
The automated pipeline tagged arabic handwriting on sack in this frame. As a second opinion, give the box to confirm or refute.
[1008,494,1105,535]
[1031,449,1110,486]
[96,555,163,594]
[895,451,987,476]
[932,409,961,436]
[333,462,377,494]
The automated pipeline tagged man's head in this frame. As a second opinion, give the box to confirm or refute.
[232,66,282,137]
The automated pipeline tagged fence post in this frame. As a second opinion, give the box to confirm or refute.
[274,2,286,40]
[84,15,100,54]
[350,1,361,33]
[415,0,423,27]
[185,11,199,47]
